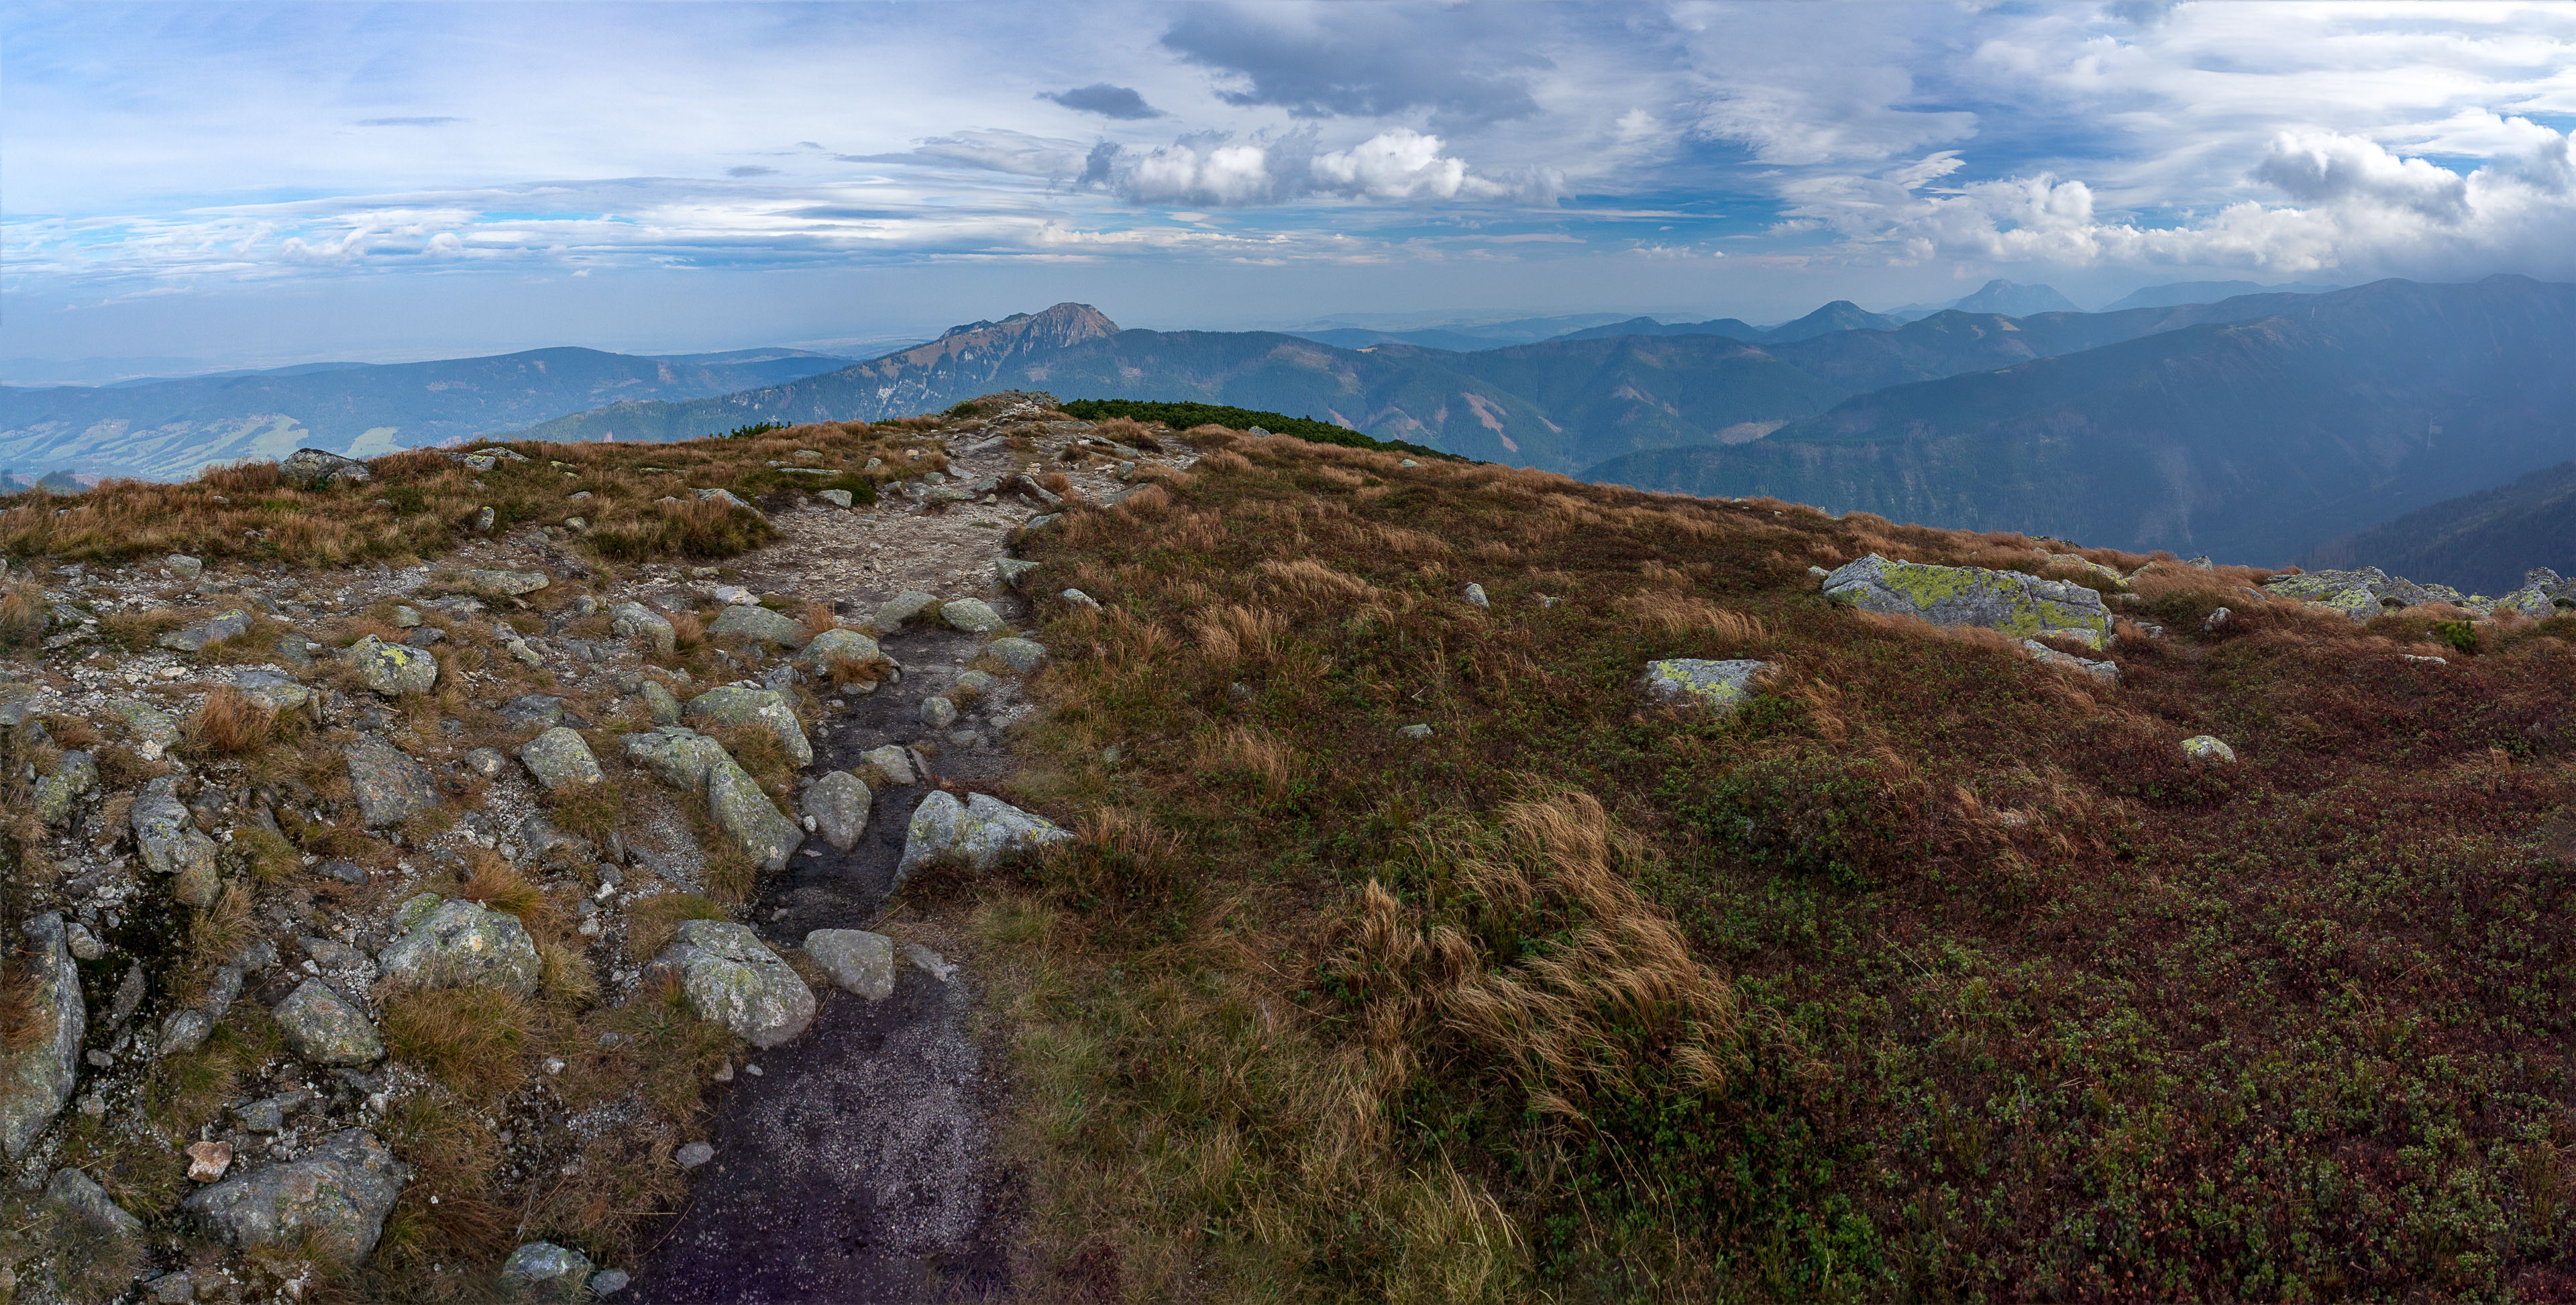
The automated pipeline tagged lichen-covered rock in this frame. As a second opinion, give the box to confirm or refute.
[939,598,1004,634]
[460,569,551,598]
[498,1241,596,1303]
[895,790,1072,885]
[920,695,957,729]
[280,448,371,487]
[708,603,812,649]
[1823,554,2113,647]
[345,736,440,828]
[995,558,1040,587]
[166,554,205,580]
[683,686,812,767]
[611,601,677,654]
[804,929,896,1000]
[857,744,916,788]
[802,770,871,852]
[649,920,816,1048]
[1642,659,1768,713]
[378,898,542,996]
[233,671,311,714]
[797,628,882,673]
[985,636,1046,675]
[706,751,802,873]
[107,697,182,760]
[132,776,221,906]
[183,1129,410,1264]
[159,608,253,653]
[2491,568,2572,619]
[272,980,383,1066]
[518,727,604,790]
[34,749,96,827]
[816,488,854,509]
[875,591,939,631]
[45,1166,142,1237]
[639,679,683,725]
[623,727,729,790]
[2261,568,2402,620]
[694,486,766,519]
[2,915,83,1158]
[343,634,438,696]
[2182,735,2238,763]
[2021,639,2121,684]
[500,693,565,731]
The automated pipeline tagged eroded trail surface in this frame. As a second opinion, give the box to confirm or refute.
[635,407,1175,1302]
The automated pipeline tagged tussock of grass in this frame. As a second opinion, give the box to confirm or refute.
[381,986,535,1100]
[186,685,278,755]
[992,425,2576,1300]
[0,581,46,648]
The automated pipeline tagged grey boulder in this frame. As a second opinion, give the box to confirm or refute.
[345,736,441,828]
[519,727,604,790]
[804,929,896,1000]
[801,770,871,851]
[683,686,812,767]
[649,920,816,1048]
[895,790,1072,885]
[378,896,542,996]
[875,591,939,631]
[46,1165,142,1238]
[271,980,383,1066]
[985,637,1046,675]
[611,601,677,654]
[131,776,221,906]
[857,744,916,788]
[233,671,311,714]
[280,448,371,487]
[1,915,83,1158]
[34,749,97,827]
[343,634,439,696]
[183,1129,410,1264]
[158,609,254,654]
[1822,554,2113,648]
[708,603,812,649]
[797,627,882,673]
[460,569,551,598]
[639,679,683,725]
[939,598,1004,634]
[624,727,802,872]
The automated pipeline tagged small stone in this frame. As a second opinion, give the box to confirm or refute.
[318,858,370,885]
[2181,735,2237,764]
[612,601,678,654]
[797,628,883,675]
[65,919,103,961]
[675,1142,715,1169]
[519,727,605,790]
[1397,723,1434,739]
[132,777,221,906]
[378,897,543,996]
[1061,588,1100,609]
[590,1268,633,1297]
[996,558,1040,587]
[708,603,811,649]
[920,696,957,729]
[345,735,441,828]
[158,609,254,653]
[35,750,97,828]
[272,980,384,1065]
[188,1140,234,1182]
[146,1272,195,1303]
[904,943,958,982]
[460,569,551,598]
[1462,582,1489,607]
[392,605,423,628]
[166,554,205,580]
[500,693,566,731]
[463,747,508,779]
[474,506,497,531]
[939,598,1004,634]
[498,1241,596,1302]
[639,680,683,725]
[2203,607,2233,632]
[1399,458,1419,468]
[875,590,940,631]
[1642,658,1769,715]
[816,488,853,509]
[856,743,916,787]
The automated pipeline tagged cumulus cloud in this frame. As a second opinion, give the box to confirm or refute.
[1081,128,1560,207]
[1159,3,1547,125]
[2254,132,2469,223]
[1036,83,1165,120]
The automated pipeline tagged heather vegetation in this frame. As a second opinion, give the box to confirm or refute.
[965,426,2576,1300]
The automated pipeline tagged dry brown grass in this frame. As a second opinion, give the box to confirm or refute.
[185,685,278,755]
[0,581,46,648]
[1614,590,1768,644]
[455,853,552,931]
[0,941,40,1055]
[380,985,535,1099]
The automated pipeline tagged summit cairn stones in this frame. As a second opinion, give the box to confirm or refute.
[1822,554,2113,648]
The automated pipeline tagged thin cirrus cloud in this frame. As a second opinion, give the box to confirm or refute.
[5,0,2576,346]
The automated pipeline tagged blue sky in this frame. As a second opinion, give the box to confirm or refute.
[5,1,2575,372]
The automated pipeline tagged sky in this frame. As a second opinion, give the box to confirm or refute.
[5,0,2575,374]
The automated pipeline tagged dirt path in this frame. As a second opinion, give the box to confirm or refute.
[628,407,1171,1302]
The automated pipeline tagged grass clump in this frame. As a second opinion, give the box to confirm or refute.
[381,986,535,1100]
[1060,398,1462,461]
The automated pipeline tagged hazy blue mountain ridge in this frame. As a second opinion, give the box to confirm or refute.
[2304,460,2576,595]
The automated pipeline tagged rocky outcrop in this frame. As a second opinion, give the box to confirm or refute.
[896,790,1072,885]
[1823,554,2113,647]
[647,920,816,1048]
[183,1129,411,1263]
[378,896,543,996]
[2,915,83,1158]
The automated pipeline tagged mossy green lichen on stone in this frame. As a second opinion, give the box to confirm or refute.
[1821,554,2112,647]
[1642,658,1769,713]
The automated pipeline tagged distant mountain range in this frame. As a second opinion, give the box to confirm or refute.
[1886,279,2084,323]
[2304,460,2576,595]
[0,347,857,482]
[1587,275,2576,565]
